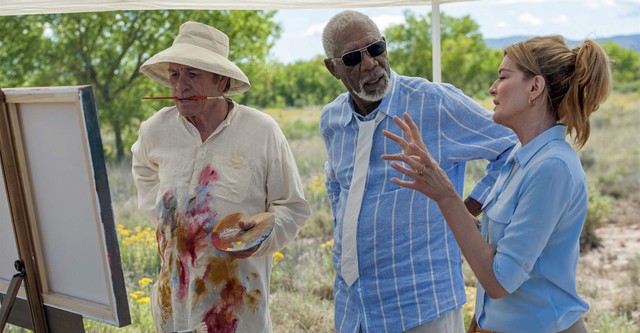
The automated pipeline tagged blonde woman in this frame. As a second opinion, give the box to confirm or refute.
[382,36,612,333]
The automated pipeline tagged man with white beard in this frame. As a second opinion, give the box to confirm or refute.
[319,10,517,333]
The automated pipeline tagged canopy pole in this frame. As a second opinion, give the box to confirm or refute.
[431,0,442,82]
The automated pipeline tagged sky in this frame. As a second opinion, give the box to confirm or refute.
[269,0,640,63]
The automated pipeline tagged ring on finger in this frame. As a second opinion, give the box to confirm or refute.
[416,165,426,176]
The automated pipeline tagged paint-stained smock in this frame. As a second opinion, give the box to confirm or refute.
[131,101,310,333]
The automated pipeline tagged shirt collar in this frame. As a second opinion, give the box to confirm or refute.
[341,70,399,126]
[513,124,568,168]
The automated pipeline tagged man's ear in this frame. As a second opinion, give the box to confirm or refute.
[324,58,340,80]
[217,75,231,93]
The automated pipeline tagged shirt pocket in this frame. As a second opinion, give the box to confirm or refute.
[211,155,252,204]
[483,200,516,246]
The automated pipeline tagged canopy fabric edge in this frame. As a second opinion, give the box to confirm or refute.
[0,0,469,16]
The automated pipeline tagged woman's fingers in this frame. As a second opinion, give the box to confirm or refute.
[402,113,421,138]
[388,160,417,178]
[382,152,410,167]
[389,176,420,191]
[404,114,428,150]
[391,115,411,135]
[382,113,458,202]
[382,153,423,177]
[383,113,437,176]
[382,129,408,150]
[391,115,419,147]
[408,143,436,168]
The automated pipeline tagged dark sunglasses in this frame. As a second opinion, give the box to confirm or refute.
[334,40,386,67]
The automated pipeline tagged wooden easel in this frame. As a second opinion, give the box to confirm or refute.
[0,86,84,332]
[0,260,26,330]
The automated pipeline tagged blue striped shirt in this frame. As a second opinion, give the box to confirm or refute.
[321,71,517,333]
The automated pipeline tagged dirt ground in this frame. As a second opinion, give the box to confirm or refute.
[578,197,640,327]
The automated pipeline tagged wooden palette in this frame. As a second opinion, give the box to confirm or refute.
[211,212,275,253]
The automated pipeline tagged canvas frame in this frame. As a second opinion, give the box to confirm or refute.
[0,86,130,327]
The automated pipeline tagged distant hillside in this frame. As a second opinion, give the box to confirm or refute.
[485,34,640,53]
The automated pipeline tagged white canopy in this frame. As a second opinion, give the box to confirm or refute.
[0,0,477,82]
[0,1,470,15]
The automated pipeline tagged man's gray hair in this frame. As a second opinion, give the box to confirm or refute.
[322,10,382,58]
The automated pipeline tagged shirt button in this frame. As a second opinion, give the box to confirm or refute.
[357,288,361,292]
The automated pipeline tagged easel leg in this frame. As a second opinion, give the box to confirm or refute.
[0,271,25,330]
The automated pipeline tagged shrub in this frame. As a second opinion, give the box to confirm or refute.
[581,183,614,251]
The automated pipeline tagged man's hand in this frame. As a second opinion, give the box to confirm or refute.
[227,217,261,259]
[238,219,256,230]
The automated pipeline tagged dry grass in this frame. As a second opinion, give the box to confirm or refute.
[270,91,640,332]
[8,93,637,333]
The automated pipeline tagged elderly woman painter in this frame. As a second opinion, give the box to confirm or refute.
[131,21,310,333]
[382,35,611,333]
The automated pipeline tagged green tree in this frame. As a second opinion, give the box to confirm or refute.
[241,55,344,109]
[601,42,640,91]
[384,11,502,98]
[0,10,280,161]
[281,56,344,107]
[0,16,54,87]
[241,61,287,107]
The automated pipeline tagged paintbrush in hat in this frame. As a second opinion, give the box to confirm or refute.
[142,96,225,100]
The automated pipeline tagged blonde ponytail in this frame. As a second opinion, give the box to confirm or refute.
[504,36,612,148]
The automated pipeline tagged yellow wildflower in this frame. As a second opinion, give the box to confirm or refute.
[139,277,153,286]
[136,297,151,304]
[272,252,284,264]
[129,291,143,299]
[320,239,334,249]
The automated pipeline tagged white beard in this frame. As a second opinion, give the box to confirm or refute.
[354,71,391,102]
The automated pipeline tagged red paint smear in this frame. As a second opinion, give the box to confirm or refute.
[173,165,223,300]
[204,305,238,333]
[176,258,189,300]
[175,222,209,301]
[198,164,219,185]
[202,279,246,333]
[180,218,209,265]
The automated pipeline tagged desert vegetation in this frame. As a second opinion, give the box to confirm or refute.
[4,92,638,333]
[68,91,638,332]
[2,8,639,333]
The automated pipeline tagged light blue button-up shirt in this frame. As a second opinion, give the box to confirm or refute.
[321,71,517,333]
[477,125,589,332]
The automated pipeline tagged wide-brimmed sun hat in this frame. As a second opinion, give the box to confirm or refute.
[140,21,250,96]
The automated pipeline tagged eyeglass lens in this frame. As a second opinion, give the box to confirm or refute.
[341,40,386,66]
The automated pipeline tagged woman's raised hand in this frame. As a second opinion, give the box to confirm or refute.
[381,113,457,203]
